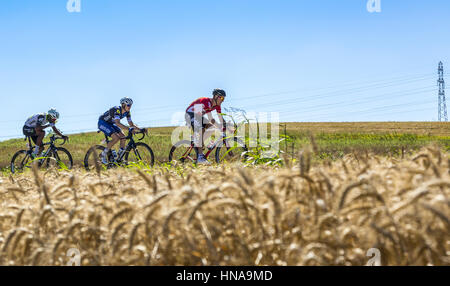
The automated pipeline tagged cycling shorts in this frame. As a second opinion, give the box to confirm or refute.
[185,112,211,130]
[23,125,38,144]
[98,119,122,137]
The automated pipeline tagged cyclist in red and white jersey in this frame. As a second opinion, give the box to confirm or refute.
[185,89,226,164]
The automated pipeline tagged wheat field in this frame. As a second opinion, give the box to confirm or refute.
[0,146,449,266]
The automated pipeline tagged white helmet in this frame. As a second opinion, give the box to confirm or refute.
[120,97,133,106]
[47,108,60,121]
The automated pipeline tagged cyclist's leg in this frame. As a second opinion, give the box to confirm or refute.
[197,124,212,164]
[98,120,120,161]
[196,116,213,164]
[108,124,126,155]
[107,133,120,149]
[187,112,205,156]
[34,127,45,155]
[115,127,126,150]
[99,120,118,145]
[30,135,38,144]
[203,122,218,146]
[23,126,39,153]
[106,124,124,148]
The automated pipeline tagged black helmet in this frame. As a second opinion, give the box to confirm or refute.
[213,89,226,97]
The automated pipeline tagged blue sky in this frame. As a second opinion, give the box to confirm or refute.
[0,0,449,140]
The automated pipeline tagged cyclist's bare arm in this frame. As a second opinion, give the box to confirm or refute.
[205,113,214,125]
[206,113,218,128]
[206,112,224,130]
[51,126,65,138]
[128,120,140,131]
[114,119,129,132]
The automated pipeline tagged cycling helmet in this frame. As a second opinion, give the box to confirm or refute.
[47,108,60,121]
[120,97,134,106]
[212,89,226,97]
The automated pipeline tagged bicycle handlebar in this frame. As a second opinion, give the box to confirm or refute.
[136,128,147,141]
[59,137,68,146]
[46,135,68,146]
[126,128,147,141]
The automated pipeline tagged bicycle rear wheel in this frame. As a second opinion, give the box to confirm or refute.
[124,142,155,167]
[215,137,248,164]
[84,145,106,171]
[11,150,32,174]
[168,140,197,163]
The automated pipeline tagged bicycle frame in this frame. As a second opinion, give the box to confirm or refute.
[36,144,54,165]
[100,129,146,163]
[23,135,67,166]
[181,129,237,161]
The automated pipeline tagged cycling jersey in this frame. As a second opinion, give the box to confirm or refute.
[186,97,221,115]
[24,113,55,128]
[99,106,131,123]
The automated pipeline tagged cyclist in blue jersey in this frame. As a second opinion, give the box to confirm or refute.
[98,97,142,164]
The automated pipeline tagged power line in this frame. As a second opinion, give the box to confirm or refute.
[120,76,433,119]
[273,87,436,116]
[231,72,435,103]
[237,75,435,110]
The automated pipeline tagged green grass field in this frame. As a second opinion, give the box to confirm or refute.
[1,122,449,169]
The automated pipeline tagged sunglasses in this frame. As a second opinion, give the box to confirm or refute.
[126,104,132,107]
[218,96,225,101]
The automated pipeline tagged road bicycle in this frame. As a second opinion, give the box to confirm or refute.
[84,128,154,171]
[169,125,248,164]
[10,135,72,173]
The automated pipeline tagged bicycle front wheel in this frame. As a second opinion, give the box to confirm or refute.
[215,137,248,164]
[168,140,197,163]
[11,150,32,174]
[44,147,73,171]
[124,142,155,167]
